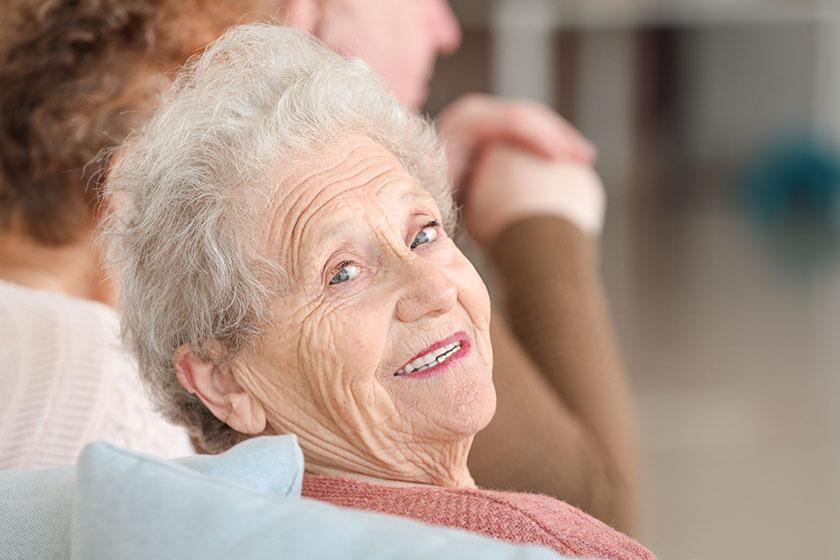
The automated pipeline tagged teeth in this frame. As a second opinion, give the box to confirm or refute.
[396,342,461,376]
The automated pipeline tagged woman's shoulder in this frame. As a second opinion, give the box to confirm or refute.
[456,487,654,560]
[0,280,193,468]
[0,279,131,392]
[302,474,654,560]
[0,279,120,338]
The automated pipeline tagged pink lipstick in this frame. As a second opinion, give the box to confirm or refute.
[394,331,471,379]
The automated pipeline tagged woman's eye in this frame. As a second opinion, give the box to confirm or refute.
[410,221,439,249]
[329,261,360,285]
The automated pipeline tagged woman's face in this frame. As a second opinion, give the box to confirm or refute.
[317,0,461,110]
[234,134,495,481]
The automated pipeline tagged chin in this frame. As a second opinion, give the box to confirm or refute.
[397,81,426,112]
[439,374,497,438]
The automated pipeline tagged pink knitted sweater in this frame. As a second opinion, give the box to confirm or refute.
[302,474,654,559]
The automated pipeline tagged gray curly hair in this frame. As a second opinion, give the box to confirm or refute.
[102,24,454,453]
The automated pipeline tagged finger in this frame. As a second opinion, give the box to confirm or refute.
[510,103,596,163]
[438,95,598,192]
[469,101,596,164]
[548,114,598,163]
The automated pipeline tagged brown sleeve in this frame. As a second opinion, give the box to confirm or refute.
[467,215,638,535]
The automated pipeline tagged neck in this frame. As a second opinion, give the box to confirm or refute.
[307,467,476,489]
[0,228,116,306]
[303,437,477,489]
[275,414,477,488]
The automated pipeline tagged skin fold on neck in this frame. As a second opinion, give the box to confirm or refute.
[291,415,479,488]
[301,437,477,489]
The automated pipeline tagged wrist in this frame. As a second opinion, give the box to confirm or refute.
[492,163,605,239]
[465,157,607,247]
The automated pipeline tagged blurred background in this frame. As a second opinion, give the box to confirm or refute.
[427,1,840,558]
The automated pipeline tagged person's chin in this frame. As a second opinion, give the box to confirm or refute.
[397,80,428,112]
[441,375,497,437]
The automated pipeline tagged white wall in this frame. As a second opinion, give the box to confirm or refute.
[676,25,817,164]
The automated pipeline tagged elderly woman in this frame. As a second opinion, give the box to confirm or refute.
[1,0,635,534]
[103,24,651,559]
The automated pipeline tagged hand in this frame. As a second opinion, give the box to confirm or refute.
[436,93,596,197]
[463,143,606,248]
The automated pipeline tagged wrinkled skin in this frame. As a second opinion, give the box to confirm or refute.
[231,134,496,487]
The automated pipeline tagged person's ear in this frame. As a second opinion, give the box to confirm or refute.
[283,0,323,34]
[173,344,267,435]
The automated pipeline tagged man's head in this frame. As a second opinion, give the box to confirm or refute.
[287,0,461,111]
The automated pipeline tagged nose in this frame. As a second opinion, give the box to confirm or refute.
[430,0,462,56]
[395,257,458,323]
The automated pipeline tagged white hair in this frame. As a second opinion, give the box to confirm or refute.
[102,24,454,452]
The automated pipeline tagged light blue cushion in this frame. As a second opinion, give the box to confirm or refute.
[72,440,564,560]
[175,434,303,497]
[0,434,303,560]
[0,465,75,560]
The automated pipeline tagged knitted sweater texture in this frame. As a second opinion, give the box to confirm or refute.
[302,473,655,560]
[0,280,193,469]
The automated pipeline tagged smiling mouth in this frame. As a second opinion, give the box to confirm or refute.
[394,331,471,378]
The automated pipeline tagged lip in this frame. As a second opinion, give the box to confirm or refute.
[394,331,471,379]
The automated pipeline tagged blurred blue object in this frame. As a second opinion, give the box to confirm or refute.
[740,134,840,278]
[743,135,840,229]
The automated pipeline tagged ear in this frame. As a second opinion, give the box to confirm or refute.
[173,344,267,435]
[282,0,323,34]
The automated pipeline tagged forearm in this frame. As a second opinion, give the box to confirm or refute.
[480,215,638,533]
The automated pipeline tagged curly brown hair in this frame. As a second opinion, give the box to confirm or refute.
[0,0,272,245]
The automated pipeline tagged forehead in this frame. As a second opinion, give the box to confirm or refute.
[279,134,434,220]
[266,135,437,258]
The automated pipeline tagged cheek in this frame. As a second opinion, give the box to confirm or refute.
[456,258,491,318]
[295,298,394,412]
[380,251,496,437]
[451,254,493,365]
[255,292,401,445]
[298,302,377,379]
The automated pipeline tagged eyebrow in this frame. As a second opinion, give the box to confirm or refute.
[303,190,435,273]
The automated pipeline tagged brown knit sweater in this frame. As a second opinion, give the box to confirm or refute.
[302,473,654,559]
[468,216,638,534]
